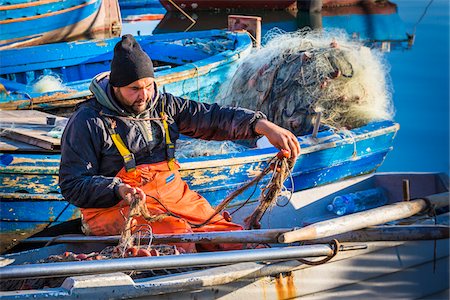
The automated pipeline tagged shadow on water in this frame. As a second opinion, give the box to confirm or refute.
[146,1,412,51]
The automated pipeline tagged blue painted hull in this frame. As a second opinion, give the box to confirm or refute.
[0,0,121,49]
[0,30,252,110]
[118,0,165,9]
[0,120,399,249]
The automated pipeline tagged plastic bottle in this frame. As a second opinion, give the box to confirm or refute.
[327,187,388,216]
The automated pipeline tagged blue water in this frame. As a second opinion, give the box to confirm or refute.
[122,0,449,174]
[379,0,449,174]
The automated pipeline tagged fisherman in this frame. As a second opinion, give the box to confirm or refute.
[59,34,300,253]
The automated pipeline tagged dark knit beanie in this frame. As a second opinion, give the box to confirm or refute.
[109,34,155,87]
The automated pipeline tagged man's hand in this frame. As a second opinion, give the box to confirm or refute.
[118,183,146,204]
[254,119,301,159]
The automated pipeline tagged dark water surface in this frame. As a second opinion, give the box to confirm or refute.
[122,0,449,174]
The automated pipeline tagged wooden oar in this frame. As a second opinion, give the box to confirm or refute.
[279,192,449,244]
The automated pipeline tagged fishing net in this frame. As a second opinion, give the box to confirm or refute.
[216,28,394,135]
[32,74,68,94]
[172,36,235,55]
[175,138,248,159]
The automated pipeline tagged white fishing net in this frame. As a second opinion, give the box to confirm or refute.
[172,36,235,55]
[175,138,248,159]
[32,74,68,93]
[216,28,395,135]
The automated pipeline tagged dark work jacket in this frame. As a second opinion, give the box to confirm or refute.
[59,73,265,208]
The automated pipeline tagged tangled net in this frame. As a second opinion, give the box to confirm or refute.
[0,196,178,292]
[175,138,248,159]
[217,28,394,135]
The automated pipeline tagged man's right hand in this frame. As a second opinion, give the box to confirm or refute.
[118,183,146,204]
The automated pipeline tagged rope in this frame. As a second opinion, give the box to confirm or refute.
[244,154,295,229]
[412,0,434,35]
[190,63,201,102]
[145,158,275,228]
[242,30,259,47]
[116,194,167,257]
[298,239,340,266]
[166,0,196,32]
[339,128,357,158]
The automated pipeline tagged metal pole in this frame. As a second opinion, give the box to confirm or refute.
[22,228,290,245]
[22,225,449,245]
[309,225,450,243]
[0,245,333,280]
[402,179,410,201]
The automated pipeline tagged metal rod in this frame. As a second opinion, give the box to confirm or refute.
[309,225,450,243]
[402,179,410,201]
[22,224,450,246]
[0,245,333,280]
[22,228,290,245]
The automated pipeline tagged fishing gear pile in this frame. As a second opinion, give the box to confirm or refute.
[217,28,394,135]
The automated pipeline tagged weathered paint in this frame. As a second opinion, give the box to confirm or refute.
[0,174,59,194]
[0,0,121,49]
[0,30,252,110]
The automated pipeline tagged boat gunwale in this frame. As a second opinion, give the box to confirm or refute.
[0,121,399,174]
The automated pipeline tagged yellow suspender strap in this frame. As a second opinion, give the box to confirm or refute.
[102,116,136,172]
[111,133,136,172]
[160,98,176,171]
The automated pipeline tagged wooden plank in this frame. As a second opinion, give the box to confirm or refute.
[0,110,66,150]
[0,110,65,126]
[0,136,45,152]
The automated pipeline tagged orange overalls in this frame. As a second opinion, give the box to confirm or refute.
[81,162,243,252]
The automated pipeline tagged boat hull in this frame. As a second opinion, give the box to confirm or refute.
[0,120,399,251]
[0,0,121,49]
[1,172,448,298]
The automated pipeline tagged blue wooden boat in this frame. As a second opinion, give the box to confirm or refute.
[0,172,448,299]
[118,0,166,21]
[0,0,121,49]
[0,30,253,111]
[0,108,399,252]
